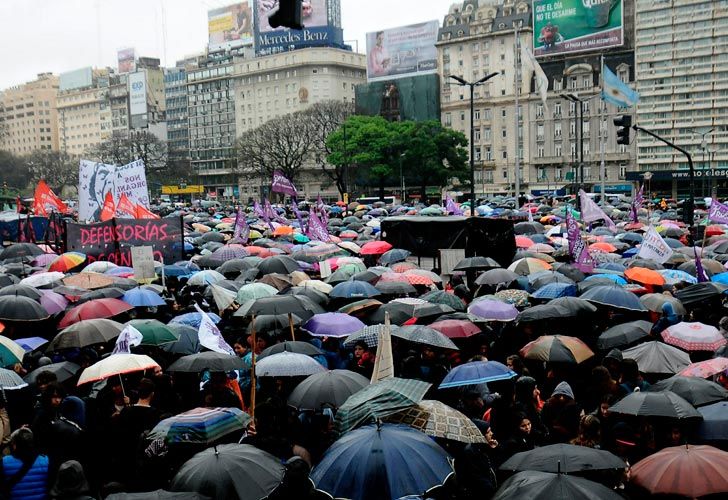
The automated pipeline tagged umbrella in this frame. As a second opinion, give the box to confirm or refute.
[630,445,728,498]
[255,351,325,377]
[508,258,551,276]
[676,282,728,306]
[580,284,647,312]
[697,401,728,441]
[468,299,518,321]
[343,324,400,348]
[128,319,179,346]
[311,424,453,500]
[475,268,520,286]
[0,335,26,367]
[235,295,325,320]
[121,288,167,308]
[288,369,370,410]
[531,283,577,299]
[392,325,459,350]
[258,340,321,359]
[48,252,86,273]
[623,341,692,375]
[236,283,278,303]
[39,290,69,315]
[385,399,486,444]
[14,336,48,351]
[257,255,300,275]
[338,298,382,316]
[429,319,481,339]
[661,322,727,352]
[679,357,728,378]
[375,280,417,295]
[0,295,50,321]
[302,312,366,338]
[379,248,411,265]
[169,444,285,500]
[520,335,594,364]
[639,293,687,315]
[360,241,393,255]
[0,367,27,390]
[439,360,516,389]
[624,266,665,286]
[596,320,653,350]
[59,298,133,329]
[650,375,728,407]
[77,354,160,385]
[24,361,80,385]
[63,273,114,290]
[162,324,200,355]
[150,407,251,445]
[609,390,701,419]
[493,471,622,500]
[499,443,625,473]
[420,290,466,311]
[0,243,43,260]
[170,312,221,329]
[334,377,431,435]
[167,351,244,373]
[454,256,501,271]
[245,314,303,337]
[517,298,597,322]
[48,319,124,350]
[20,272,65,288]
[188,270,225,286]
[77,287,125,304]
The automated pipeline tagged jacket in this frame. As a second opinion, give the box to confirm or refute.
[2,454,50,500]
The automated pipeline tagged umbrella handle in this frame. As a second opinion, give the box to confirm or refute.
[118,374,127,399]
[288,313,296,341]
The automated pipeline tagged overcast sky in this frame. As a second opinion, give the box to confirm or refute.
[0,0,457,89]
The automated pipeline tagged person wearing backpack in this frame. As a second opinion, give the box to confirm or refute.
[1,427,49,500]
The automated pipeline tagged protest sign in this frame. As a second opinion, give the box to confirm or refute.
[132,245,156,281]
[638,226,674,264]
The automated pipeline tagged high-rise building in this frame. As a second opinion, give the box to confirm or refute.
[633,0,728,199]
[0,73,60,155]
[164,66,190,160]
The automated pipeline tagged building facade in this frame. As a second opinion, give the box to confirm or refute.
[164,67,189,160]
[632,0,728,199]
[0,73,60,155]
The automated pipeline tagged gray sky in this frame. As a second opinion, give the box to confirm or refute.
[0,0,456,89]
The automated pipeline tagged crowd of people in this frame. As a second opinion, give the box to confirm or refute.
[1,196,728,499]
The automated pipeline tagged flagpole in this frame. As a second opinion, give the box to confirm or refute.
[600,54,606,205]
[513,23,521,200]
[249,314,257,422]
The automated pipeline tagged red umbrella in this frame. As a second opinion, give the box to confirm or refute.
[430,320,481,339]
[515,236,534,248]
[360,241,393,255]
[59,298,134,329]
[631,444,728,498]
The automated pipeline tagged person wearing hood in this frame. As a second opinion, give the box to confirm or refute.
[602,348,623,382]
[650,302,680,336]
[49,460,95,500]
[540,381,582,444]
[510,376,547,443]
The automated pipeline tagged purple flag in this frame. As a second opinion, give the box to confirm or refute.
[631,185,644,223]
[695,247,709,283]
[446,196,464,216]
[317,195,329,225]
[306,210,329,242]
[254,200,273,231]
[566,209,594,273]
[233,206,249,243]
[271,169,298,197]
[579,189,616,229]
[291,197,305,232]
[709,198,728,224]
[265,199,289,225]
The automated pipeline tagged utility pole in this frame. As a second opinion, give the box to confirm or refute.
[513,24,521,202]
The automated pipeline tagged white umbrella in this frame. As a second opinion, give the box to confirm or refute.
[20,271,65,288]
[83,261,118,273]
[300,280,333,294]
[188,270,225,286]
[77,354,160,386]
[0,367,27,390]
[255,352,325,377]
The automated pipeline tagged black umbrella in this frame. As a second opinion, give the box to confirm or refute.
[513,222,545,235]
[649,375,728,407]
[167,351,245,373]
[245,314,303,336]
[0,263,42,277]
[0,274,20,288]
[77,287,126,304]
[0,284,42,300]
[258,340,322,359]
[288,369,369,410]
[283,286,329,306]
[494,471,622,500]
[169,444,285,500]
[106,490,210,500]
[499,443,626,473]
[475,269,519,286]
[517,297,597,322]
[234,268,260,284]
[47,319,125,350]
[609,390,701,419]
[216,259,256,277]
[162,324,201,355]
[454,256,501,271]
[365,302,416,325]
[24,361,80,385]
[0,243,44,260]
[596,320,652,350]
[351,270,381,283]
[676,282,728,306]
[375,281,417,295]
[0,295,50,321]
[234,295,324,320]
[257,255,300,275]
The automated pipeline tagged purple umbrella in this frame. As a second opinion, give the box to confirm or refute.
[40,289,69,315]
[33,253,58,267]
[303,312,366,338]
[468,299,518,322]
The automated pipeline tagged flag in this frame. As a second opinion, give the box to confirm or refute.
[271,169,298,197]
[111,324,144,355]
[527,208,534,223]
[99,191,116,221]
[638,226,674,264]
[566,209,593,273]
[521,44,548,106]
[317,195,329,225]
[371,313,394,383]
[579,189,616,229]
[135,203,160,219]
[601,65,640,108]
[195,304,235,355]
[631,184,644,223]
[445,196,463,216]
[695,247,709,283]
[33,180,67,216]
[291,198,305,232]
[16,196,23,214]
[709,198,728,224]
[306,210,329,242]
[255,200,274,231]
[116,193,136,218]
[233,206,250,242]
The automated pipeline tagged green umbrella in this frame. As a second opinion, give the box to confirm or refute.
[128,319,179,346]
[420,290,466,311]
[236,283,278,303]
[334,377,431,436]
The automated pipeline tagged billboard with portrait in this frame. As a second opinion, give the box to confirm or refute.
[254,0,343,56]
[533,0,623,57]
[365,21,439,83]
[117,48,136,73]
[208,1,254,51]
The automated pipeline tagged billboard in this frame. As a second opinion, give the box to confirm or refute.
[117,48,136,73]
[59,67,93,91]
[128,71,147,116]
[78,159,149,222]
[254,0,343,56]
[365,21,439,82]
[533,0,623,57]
[208,1,254,51]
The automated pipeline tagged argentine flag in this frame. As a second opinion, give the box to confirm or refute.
[601,65,639,108]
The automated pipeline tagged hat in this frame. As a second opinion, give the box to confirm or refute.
[50,460,90,497]
[551,381,574,400]
[37,357,52,367]
[604,348,623,363]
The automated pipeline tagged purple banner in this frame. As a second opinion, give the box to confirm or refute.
[233,206,249,243]
[579,189,616,229]
[317,195,329,225]
[306,210,329,242]
[631,185,643,223]
[566,209,593,273]
[709,199,728,224]
[271,169,298,197]
[695,248,709,283]
[446,196,463,216]
[292,198,305,232]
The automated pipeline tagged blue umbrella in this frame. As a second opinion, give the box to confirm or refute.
[161,265,191,278]
[532,283,577,299]
[14,337,48,351]
[169,311,221,328]
[122,288,166,307]
[711,272,728,285]
[439,360,517,389]
[660,269,698,285]
[580,285,647,312]
[329,280,381,299]
[311,424,453,500]
[697,401,728,441]
[379,249,411,265]
[600,262,627,272]
[584,274,627,285]
[622,247,639,258]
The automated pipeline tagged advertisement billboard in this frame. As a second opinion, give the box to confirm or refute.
[59,67,93,91]
[208,1,254,51]
[365,21,439,82]
[533,0,623,57]
[128,71,147,116]
[117,48,136,73]
[254,0,343,56]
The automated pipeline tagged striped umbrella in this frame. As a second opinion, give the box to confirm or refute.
[150,407,251,445]
[0,335,26,367]
[49,252,86,273]
[661,322,727,352]
[344,324,399,348]
[520,335,594,364]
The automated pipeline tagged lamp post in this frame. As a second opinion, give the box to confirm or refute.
[449,72,500,213]
[561,93,585,195]
[698,127,714,197]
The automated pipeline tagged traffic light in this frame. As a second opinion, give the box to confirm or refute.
[614,115,632,145]
[268,0,303,30]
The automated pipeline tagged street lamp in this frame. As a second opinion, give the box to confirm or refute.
[449,72,500,212]
[561,93,585,197]
[698,127,715,197]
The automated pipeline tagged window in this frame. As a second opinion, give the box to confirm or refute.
[570,142,577,156]
[554,102,562,116]
[474,146,481,160]
[474,109,480,120]
[555,122,562,137]
[460,112,465,121]
[501,128,507,138]
[474,128,481,141]
[584,143,590,156]
[485,146,492,161]
[503,170,508,179]
[583,76,591,88]
[483,127,491,140]
[501,108,507,118]
[555,143,563,156]
[555,167,563,180]
[583,121,590,135]
[583,101,590,114]
[484,109,492,120]
[472,42,479,51]
[502,151,508,160]
[584,166,591,179]
[537,146,545,158]
[570,121,576,136]
[619,165,627,179]
[537,104,544,118]
[444,113,452,126]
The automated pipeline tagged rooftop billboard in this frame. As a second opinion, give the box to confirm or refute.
[208,2,254,51]
[365,21,439,83]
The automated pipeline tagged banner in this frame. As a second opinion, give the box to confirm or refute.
[630,184,643,222]
[33,180,67,216]
[446,196,463,216]
[365,21,439,82]
[114,159,149,208]
[112,324,143,355]
[132,245,156,281]
[117,48,136,74]
[65,217,184,266]
[637,226,673,264]
[116,193,137,218]
[709,198,728,224]
[100,192,116,222]
[208,1,253,51]
[694,248,709,283]
[307,210,329,242]
[271,169,298,197]
[533,0,623,57]
[520,44,548,105]
[79,159,149,222]
[135,203,160,220]
[566,209,593,272]
[195,304,235,355]
[579,189,615,229]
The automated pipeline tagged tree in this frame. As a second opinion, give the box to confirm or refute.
[86,131,168,171]
[0,150,26,192]
[25,150,78,190]
[305,100,354,198]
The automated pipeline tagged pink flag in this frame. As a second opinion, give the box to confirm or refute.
[709,198,728,224]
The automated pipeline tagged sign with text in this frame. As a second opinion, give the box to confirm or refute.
[65,217,184,266]
[365,21,439,82]
[533,0,623,57]
[132,245,156,281]
[128,71,147,116]
[78,159,149,222]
